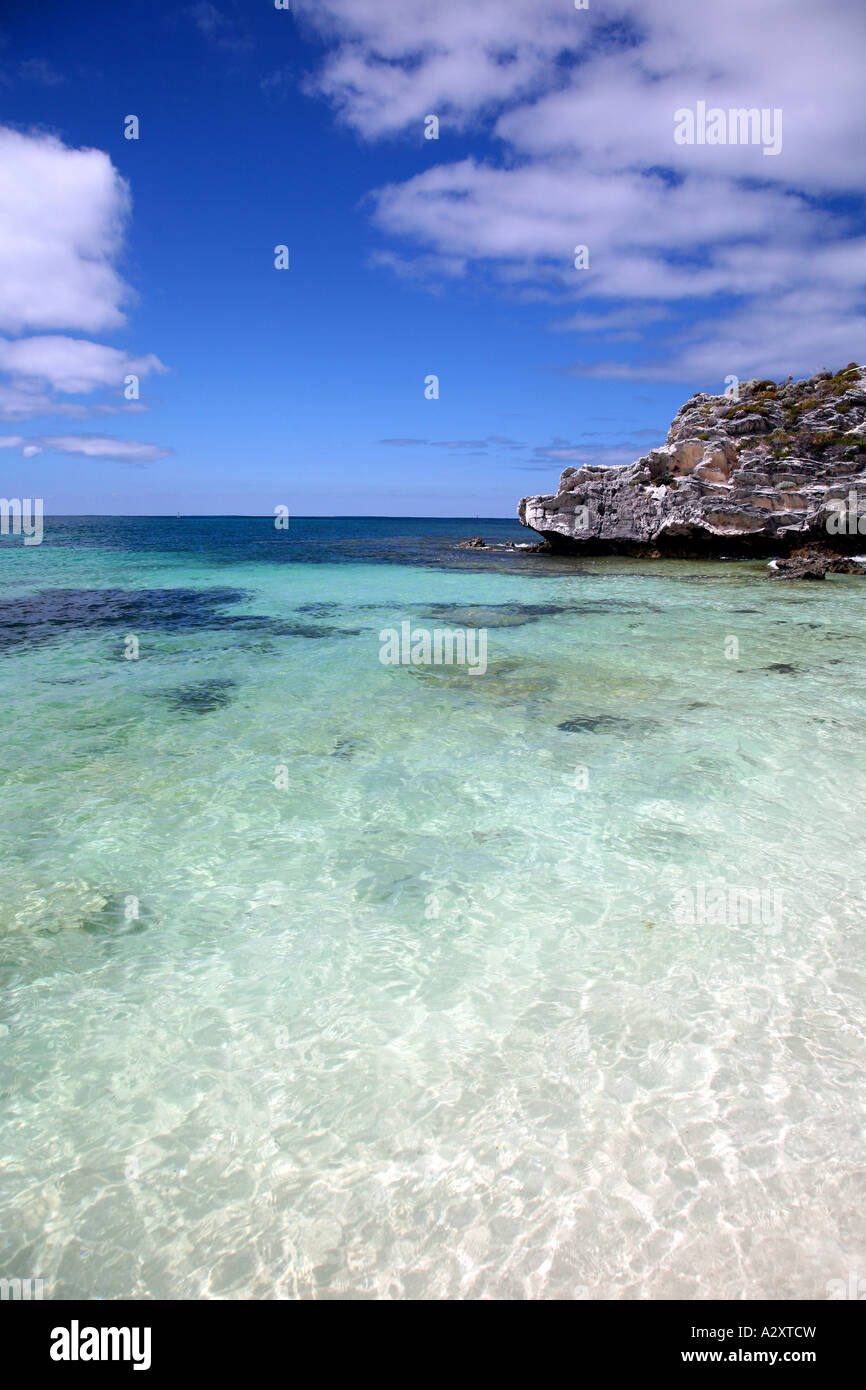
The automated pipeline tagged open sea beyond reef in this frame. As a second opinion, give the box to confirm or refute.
[0,515,864,1300]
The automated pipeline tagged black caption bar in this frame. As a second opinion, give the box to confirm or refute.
[7,1298,860,1375]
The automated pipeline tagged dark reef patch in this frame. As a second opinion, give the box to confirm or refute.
[415,601,658,629]
[418,602,569,629]
[270,623,335,639]
[0,587,247,651]
[567,600,662,615]
[557,714,656,735]
[0,587,363,653]
[295,602,342,617]
[161,679,237,714]
[261,622,363,638]
[424,602,566,622]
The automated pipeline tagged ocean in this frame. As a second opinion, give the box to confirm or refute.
[0,516,864,1299]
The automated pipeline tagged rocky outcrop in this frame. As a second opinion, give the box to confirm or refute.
[768,548,866,580]
[518,363,866,556]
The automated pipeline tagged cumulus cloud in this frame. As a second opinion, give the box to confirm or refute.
[297,0,865,186]
[0,128,132,335]
[293,0,587,138]
[0,128,170,433]
[297,0,866,380]
[0,432,171,463]
[0,335,167,418]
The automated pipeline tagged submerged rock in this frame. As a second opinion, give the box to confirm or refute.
[419,602,567,628]
[557,714,656,735]
[162,678,236,714]
[518,363,866,557]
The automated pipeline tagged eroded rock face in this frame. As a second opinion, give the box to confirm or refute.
[518,364,866,556]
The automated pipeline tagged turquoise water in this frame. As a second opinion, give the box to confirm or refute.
[1,517,864,1299]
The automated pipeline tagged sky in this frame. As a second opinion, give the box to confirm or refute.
[0,0,864,516]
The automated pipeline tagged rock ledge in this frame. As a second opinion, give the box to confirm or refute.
[518,364,866,557]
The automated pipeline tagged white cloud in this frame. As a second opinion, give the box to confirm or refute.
[0,336,165,395]
[0,382,149,420]
[36,435,172,463]
[298,0,866,187]
[297,0,866,380]
[367,248,467,282]
[294,0,584,138]
[0,128,132,334]
[0,128,170,435]
[365,159,866,380]
[0,432,170,463]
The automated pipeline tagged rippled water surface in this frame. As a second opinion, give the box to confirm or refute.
[1,517,864,1299]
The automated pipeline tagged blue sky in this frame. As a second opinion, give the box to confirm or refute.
[0,0,864,515]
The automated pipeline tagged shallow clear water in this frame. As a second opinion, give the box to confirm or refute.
[1,517,864,1299]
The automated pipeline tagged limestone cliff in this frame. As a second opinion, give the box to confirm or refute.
[518,364,866,556]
